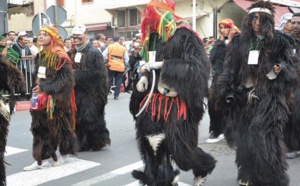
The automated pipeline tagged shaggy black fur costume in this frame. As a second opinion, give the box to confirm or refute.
[0,99,9,186]
[31,52,76,165]
[69,43,110,151]
[0,55,25,114]
[130,28,216,185]
[0,55,25,185]
[208,40,227,138]
[281,33,300,155]
[217,9,297,185]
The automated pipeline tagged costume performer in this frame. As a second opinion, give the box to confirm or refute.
[207,19,240,144]
[283,13,300,159]
[129,0,216,185]
[216,1,297,185]
[68,25,110,151]
[24,26,77,171]
[0,36,26,114]
[0,53,24,184]
[0,97,9,186]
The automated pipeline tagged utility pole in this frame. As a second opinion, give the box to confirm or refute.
[192,0,196,32]
[55,0,59,28]
[0,0,8,35]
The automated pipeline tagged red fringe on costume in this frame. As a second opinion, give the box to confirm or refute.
[139,93,187,122]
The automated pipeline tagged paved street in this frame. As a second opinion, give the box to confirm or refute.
[5,92,300,186]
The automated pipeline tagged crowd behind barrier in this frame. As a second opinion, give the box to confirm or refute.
[18,58,34,95]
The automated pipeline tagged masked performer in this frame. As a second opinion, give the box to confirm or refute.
[24,26,77,171]
[68,25,110,151]
[207,19,240,144]
[129,0,216,185]
[216,1,297,185]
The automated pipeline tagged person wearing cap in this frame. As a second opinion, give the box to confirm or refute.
[279,13,293,34]
[206,18,241,145]
[68,24,110,152]
[216,1,298,185]
[23,26,77,171]
[102,35,129,100]
[129,0,216,185]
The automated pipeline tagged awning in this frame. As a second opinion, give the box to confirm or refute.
[233,0,291,26]
[86,24,107,31]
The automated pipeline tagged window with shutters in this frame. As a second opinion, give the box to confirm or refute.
[128,9,141,26]
[117,10,126,27]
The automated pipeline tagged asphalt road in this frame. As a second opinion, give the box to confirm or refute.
[5,92,300,186]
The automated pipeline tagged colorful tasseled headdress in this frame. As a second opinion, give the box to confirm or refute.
[141,0,190,61]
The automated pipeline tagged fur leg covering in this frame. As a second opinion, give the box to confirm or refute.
[132,113,180,186]
[0,100,9,185]
[75,96,110,152]
[31,110,58,164]
[208,94,225,137]
[284,85,300,152]
[236,96,289,186]
[166,115,216,178]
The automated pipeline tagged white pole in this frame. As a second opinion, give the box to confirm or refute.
[192,0,197,31]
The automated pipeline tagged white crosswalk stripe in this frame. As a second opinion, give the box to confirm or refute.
[7,157,100,186]
[5,146,193,186]
[72,161,144,186]
[5,146,28,156]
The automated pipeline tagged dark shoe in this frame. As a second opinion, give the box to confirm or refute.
[114,96,119,100]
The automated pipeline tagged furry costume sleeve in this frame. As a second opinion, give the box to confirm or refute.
[209,40,226,77]
[74,46,107,88]
[0,55,26,114]
[160,28,210,120]
[39,58,73,95]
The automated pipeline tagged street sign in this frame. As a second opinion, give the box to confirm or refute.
[46,5,67,26]
[32,13,51,36]
[57,26,68,40]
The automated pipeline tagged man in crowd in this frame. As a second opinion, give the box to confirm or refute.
[64,38,72,52]
[69,24,110,151]
[102,35,129,100]
[96,33,106,48]
[12,33,33,60]
[7,31,16,45]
